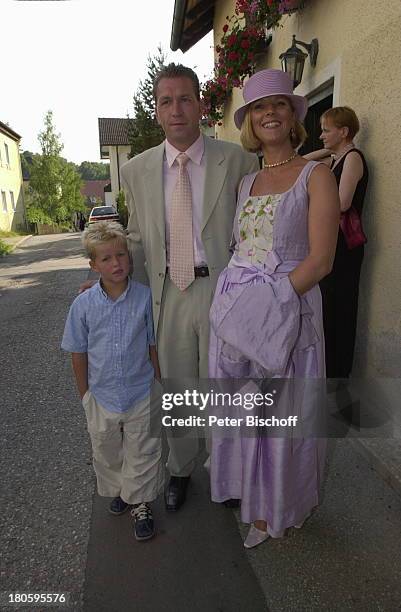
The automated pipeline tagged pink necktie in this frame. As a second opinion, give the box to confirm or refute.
[169,153,195,291]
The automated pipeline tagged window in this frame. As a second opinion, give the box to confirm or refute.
[10,191,16,210]
[4,143,10,166]
[1,191,7,212]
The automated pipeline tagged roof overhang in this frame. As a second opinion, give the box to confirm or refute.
[0,120,21,141]
[170,0,215,53]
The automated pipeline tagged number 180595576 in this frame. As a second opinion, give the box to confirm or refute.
[4,592,68,606]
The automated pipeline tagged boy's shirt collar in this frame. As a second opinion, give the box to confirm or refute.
[97,276,131,303]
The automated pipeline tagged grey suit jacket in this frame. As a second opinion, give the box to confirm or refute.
[120,135,259,332]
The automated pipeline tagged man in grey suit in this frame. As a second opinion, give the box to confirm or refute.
[120,64,258,511]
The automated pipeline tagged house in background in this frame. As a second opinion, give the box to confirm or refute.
[170,0,401,383]
[80,179,111,212]
[98,118,133,206]
[0,120,26,232]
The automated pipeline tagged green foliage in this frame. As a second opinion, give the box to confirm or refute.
[77,161,110,180]
[26,205,53,225]
[0,239,12,257]
[27,111,86,226]
[116,190,128,227]
[20,150,38,180]
[0,229,20,238]
[128,46,166,158]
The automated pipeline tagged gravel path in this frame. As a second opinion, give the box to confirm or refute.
[0,234,94,611]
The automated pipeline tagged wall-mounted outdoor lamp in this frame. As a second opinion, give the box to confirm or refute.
[279,35,319,88]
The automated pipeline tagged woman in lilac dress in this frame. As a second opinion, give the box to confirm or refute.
[209,69,340,548]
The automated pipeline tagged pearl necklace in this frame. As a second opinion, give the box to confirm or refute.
[331,142,355,161]
[263,152,298,168]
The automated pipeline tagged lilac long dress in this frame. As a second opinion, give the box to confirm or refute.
[209,161,326,538]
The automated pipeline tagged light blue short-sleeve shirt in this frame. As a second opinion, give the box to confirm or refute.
[61,279,155,413]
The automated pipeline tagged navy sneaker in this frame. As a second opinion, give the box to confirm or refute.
[131,503,155,541]
[109,496,129,515]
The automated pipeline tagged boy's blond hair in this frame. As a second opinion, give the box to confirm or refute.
[82,221,127,260]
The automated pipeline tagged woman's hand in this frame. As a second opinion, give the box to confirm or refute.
[303,148,332,163]
[289,164,340,295]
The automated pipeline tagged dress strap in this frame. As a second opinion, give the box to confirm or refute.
[238,171,258,204]
[299,160,326,188]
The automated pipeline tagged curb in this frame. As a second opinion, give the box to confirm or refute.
[2,234,32,252]
[11,234,33,249]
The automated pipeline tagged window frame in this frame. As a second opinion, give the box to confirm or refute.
[1,190,7,212]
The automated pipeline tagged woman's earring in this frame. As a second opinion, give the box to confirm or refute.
[290,127,295,139]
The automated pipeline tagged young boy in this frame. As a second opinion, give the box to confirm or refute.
[61,221,164,541]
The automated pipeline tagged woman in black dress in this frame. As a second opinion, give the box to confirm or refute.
[317,106,368,379]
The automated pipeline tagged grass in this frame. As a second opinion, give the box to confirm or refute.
[0,229,28,238]
[0,238,12,257]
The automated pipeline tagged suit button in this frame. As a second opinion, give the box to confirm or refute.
[155,300,161,306]
[159,272,165,278]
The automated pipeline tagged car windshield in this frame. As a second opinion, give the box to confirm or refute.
[91,207,117,216]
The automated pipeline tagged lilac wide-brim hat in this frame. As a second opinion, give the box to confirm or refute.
[234,69,308,129]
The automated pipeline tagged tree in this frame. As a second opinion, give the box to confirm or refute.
[128,46,166,157]
[20,150,37,180]
[27,111,85,225]
[77,161,110,180]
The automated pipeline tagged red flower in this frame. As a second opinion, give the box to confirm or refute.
[248,52,255,60]
[222,24,229,33]
[227,34,237,47]
[228,51,238,61]
[241,39,250,49]
[227,67,234,75]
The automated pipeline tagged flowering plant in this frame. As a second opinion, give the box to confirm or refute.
[201,19,268,124]
[236,0,303,27]
[201,0,305,124]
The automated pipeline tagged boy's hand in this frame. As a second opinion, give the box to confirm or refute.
[79,279,96,294]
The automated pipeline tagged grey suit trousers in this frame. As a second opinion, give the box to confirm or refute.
[157,273,212,476]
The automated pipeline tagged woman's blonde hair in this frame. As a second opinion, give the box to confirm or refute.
[240,100,307,152]
[321,106,360,139]
[82,221,127,260]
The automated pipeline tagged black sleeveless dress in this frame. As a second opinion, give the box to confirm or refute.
[319,149,369,378]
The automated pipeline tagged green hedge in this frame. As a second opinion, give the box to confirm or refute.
[0,239,12,257]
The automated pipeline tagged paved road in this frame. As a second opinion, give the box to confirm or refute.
[1,234,401,612]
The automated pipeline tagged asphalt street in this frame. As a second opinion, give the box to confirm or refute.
[1,233,401,612]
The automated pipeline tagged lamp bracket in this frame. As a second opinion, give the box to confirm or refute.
[293,36,319,67]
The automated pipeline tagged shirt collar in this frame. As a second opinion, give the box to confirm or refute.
[97,276,132,302]
[165,133,204,168]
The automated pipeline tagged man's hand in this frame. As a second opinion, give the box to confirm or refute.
[79,279,97,294]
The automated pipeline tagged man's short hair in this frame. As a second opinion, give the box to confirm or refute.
[82,221,127,260]
[153,63,200,101]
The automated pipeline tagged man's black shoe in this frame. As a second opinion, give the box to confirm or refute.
[164,476,190,512]
[222,498,241,508]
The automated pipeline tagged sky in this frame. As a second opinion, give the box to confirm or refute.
[1,0,214,164]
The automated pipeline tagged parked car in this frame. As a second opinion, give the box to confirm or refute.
[88,206,120,224]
